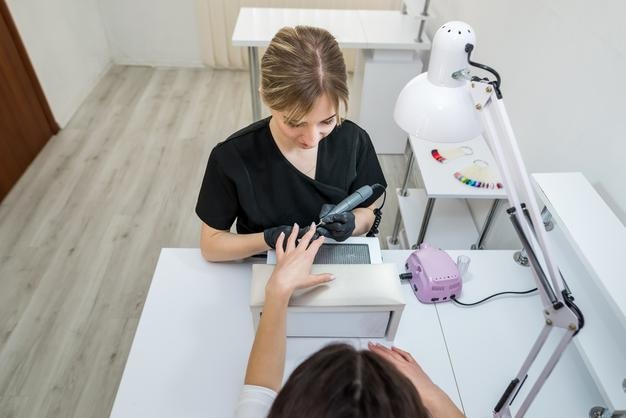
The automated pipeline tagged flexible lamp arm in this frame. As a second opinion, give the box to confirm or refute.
[463,42,566,309]
[461,45,584,418]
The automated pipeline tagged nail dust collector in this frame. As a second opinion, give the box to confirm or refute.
[250,264,405,340]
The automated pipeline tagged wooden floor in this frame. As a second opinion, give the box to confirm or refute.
[0,66,414,418]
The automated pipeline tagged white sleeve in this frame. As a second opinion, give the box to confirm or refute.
[233,385,277,418]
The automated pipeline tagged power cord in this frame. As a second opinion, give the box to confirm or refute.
[366,184,386,237]
[465,43,503,99]
[450,288,538,307]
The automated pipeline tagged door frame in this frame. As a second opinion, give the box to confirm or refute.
[1,0,59,134]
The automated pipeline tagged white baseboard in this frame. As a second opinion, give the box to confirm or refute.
[112,59,205,69]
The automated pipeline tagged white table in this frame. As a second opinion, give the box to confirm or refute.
[432,250,603,417]
[391,134,507,250]
[232,8,430,153]
[110,249,602,418]
[533,172,626,414]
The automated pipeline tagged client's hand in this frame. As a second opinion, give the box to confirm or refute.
[368,343,436,395]
[263,224,307,249]
[368,343,465,418]
[265,223,334,301]
[316,204,356,242]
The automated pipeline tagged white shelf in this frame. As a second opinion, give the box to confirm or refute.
[396,188,478,249]
[410,134,507,199]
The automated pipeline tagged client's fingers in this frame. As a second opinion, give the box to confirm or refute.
[298,222,317,249]
[306,233,325,254]
[302,273,335,289]
[286,223,299,252]
[391,346,418,364]
[368,342,406,363]
[275,232,286,259]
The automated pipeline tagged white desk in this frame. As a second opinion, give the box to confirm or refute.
[433,250,603,417]
[110,249,601,417]
[533,172,626,414]
[391,135,507,250]
[109,249,457,418]
[232,8,430,153]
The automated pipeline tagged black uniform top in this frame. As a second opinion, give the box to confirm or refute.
[195,117,387,234]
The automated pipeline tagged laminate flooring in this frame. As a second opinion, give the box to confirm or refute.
[0,66,417,418]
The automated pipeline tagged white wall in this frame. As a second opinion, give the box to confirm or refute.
[7,0,112,127]
[98,0,203,67]
[428,0,626,247]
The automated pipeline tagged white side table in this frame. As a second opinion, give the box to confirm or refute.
[390,135,507,250]
[351,10,429,154]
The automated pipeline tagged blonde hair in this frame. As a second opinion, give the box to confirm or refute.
[260,26,349,123]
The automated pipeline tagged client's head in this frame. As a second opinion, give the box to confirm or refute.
[267,343,430,418]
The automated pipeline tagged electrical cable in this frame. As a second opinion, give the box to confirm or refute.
[464,43,503,99]
[561,289,585,336]
[366,184,386,237]
[451,288,538,307]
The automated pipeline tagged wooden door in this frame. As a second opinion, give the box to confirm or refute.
[0,0,58,202]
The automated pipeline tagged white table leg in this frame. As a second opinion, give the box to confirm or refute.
[416,197,436,248]
[471,199,502,250]
[247,46,261,121]
[390,140,414,245]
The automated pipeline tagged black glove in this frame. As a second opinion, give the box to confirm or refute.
[316,204,355,242]
[263,224,309,249]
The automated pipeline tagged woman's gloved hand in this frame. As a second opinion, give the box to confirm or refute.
[264,224,308,249]
[316,204,355,242]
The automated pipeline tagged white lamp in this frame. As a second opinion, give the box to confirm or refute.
[394,21,482,142]
[395,21,584,418]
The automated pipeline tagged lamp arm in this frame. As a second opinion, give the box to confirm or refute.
[469,82,584,418]
[470,79,566,306]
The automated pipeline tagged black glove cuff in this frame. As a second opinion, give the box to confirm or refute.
[263,229,277,249]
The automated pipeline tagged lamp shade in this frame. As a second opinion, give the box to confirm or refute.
[394,21,482,142]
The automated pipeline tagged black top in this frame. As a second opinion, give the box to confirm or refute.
[196,117,387,234]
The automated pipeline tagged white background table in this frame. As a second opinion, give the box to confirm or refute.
[232,7,430,154]
[110,248,602,418]
[232,8,368,49]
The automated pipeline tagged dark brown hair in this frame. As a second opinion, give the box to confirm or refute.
[260,26,349,124]
[267,343,430,418]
